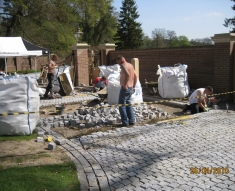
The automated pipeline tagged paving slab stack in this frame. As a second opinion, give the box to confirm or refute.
[37,101,170,129]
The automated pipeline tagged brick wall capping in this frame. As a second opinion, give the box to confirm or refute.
[98,43,117,50]
[70,43,90,50]
[211,33,235,43]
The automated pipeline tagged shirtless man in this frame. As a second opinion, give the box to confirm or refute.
[44,54,58,99]
[189,86,213,114]
[116,55,137,126]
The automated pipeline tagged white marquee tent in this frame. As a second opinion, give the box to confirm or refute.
[0,37,49,73]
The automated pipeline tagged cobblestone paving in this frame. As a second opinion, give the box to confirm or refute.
[74,110,235,191]
[40,93,97,107]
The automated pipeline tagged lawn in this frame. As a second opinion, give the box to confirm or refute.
[0,133,80,191]
[0,162,80,191]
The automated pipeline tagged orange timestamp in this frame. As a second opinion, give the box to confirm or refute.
[190,167,229,174]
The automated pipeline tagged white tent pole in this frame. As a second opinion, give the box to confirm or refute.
[5,57,7,74]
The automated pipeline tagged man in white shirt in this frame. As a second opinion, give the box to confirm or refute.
[188,86,213,114]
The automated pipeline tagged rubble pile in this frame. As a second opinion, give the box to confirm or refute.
[37,103,171,129]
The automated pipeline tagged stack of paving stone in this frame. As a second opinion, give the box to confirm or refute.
[37,103,170,129]
[36,130,67,150]
[40,92,98,107]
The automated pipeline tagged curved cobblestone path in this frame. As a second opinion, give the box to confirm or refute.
[39,110,235,190]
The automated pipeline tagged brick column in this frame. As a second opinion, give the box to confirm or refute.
[211,33,235,100]
[98,43,116,65]
[71,43,90,86]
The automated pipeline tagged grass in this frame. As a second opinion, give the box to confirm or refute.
[0,133,80,191]
[0,162,80,191]
[0,133,37,142]
[0,152,51,164]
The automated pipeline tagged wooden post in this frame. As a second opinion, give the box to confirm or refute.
[131,58,139,79]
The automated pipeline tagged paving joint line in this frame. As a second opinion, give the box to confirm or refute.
[77,138,111,191]
[69,139,111,191]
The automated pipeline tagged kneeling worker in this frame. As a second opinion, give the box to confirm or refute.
[93,76,108,90]
[188,86,213,114]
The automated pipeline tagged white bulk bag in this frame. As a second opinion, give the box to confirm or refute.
[107,73,143,105]
[107,72,121,105]
[0,76,40,135]
[99,64,121,78]
[157,64,190,98]
[130,80,143,103]
[102,64,143,105]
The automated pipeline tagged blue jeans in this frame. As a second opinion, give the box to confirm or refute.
[118,87,135,126]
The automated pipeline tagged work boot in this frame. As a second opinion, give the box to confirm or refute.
[182,104,188,113]
[43,90,49,98]
[50,92,56,99]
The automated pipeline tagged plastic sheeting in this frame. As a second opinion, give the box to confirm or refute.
[99,65,143,105]
[157,64,190,98]
[0,76,40,135]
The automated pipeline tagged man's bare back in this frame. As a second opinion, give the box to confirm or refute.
[117,56,137,89]
[47,55,58,74]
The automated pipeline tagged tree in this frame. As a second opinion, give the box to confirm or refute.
[0,0,117,55]
[151,28,167,48]
[190,38,213,46]
[81,0,117,47]
[166,30,177,47]
[115,0,143,49]
[0,0,80,54]
[170,35,190,47]
[151,28,177,48]
[224,0,235,32]
[139,35,152,49]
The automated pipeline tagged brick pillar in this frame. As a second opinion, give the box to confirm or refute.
[71,43,90,86]
[211,33,235,100]
[98,43,116,65]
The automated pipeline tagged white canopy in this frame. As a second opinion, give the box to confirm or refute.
[0,37,49,58]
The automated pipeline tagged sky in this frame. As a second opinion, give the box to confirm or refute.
[112,0,235,40]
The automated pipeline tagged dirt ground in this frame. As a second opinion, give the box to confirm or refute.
[0,99,184,168]
[0,139,71,168]
[41,99,184,139]
[2,92,234,168]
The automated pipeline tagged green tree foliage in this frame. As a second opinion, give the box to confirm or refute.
[224,0,235,32]
[151,28,177,48]
[0,0,79,54]
[190,38,213,46]
[139,35,152,49]
[170,35,190,47]
[0,0,117,55]
[80,0,117,47]
[115,0,143,49]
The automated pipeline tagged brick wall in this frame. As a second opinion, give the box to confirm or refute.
[107,46,215,90]
[4,57,48,72]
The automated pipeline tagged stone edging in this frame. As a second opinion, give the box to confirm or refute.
[37,125,110,191]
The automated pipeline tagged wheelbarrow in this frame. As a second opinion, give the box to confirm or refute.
[96,87,108,102]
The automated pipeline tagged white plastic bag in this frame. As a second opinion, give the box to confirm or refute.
[0,76,40,135]
[101,64,143,105]
[157,64,190,98]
